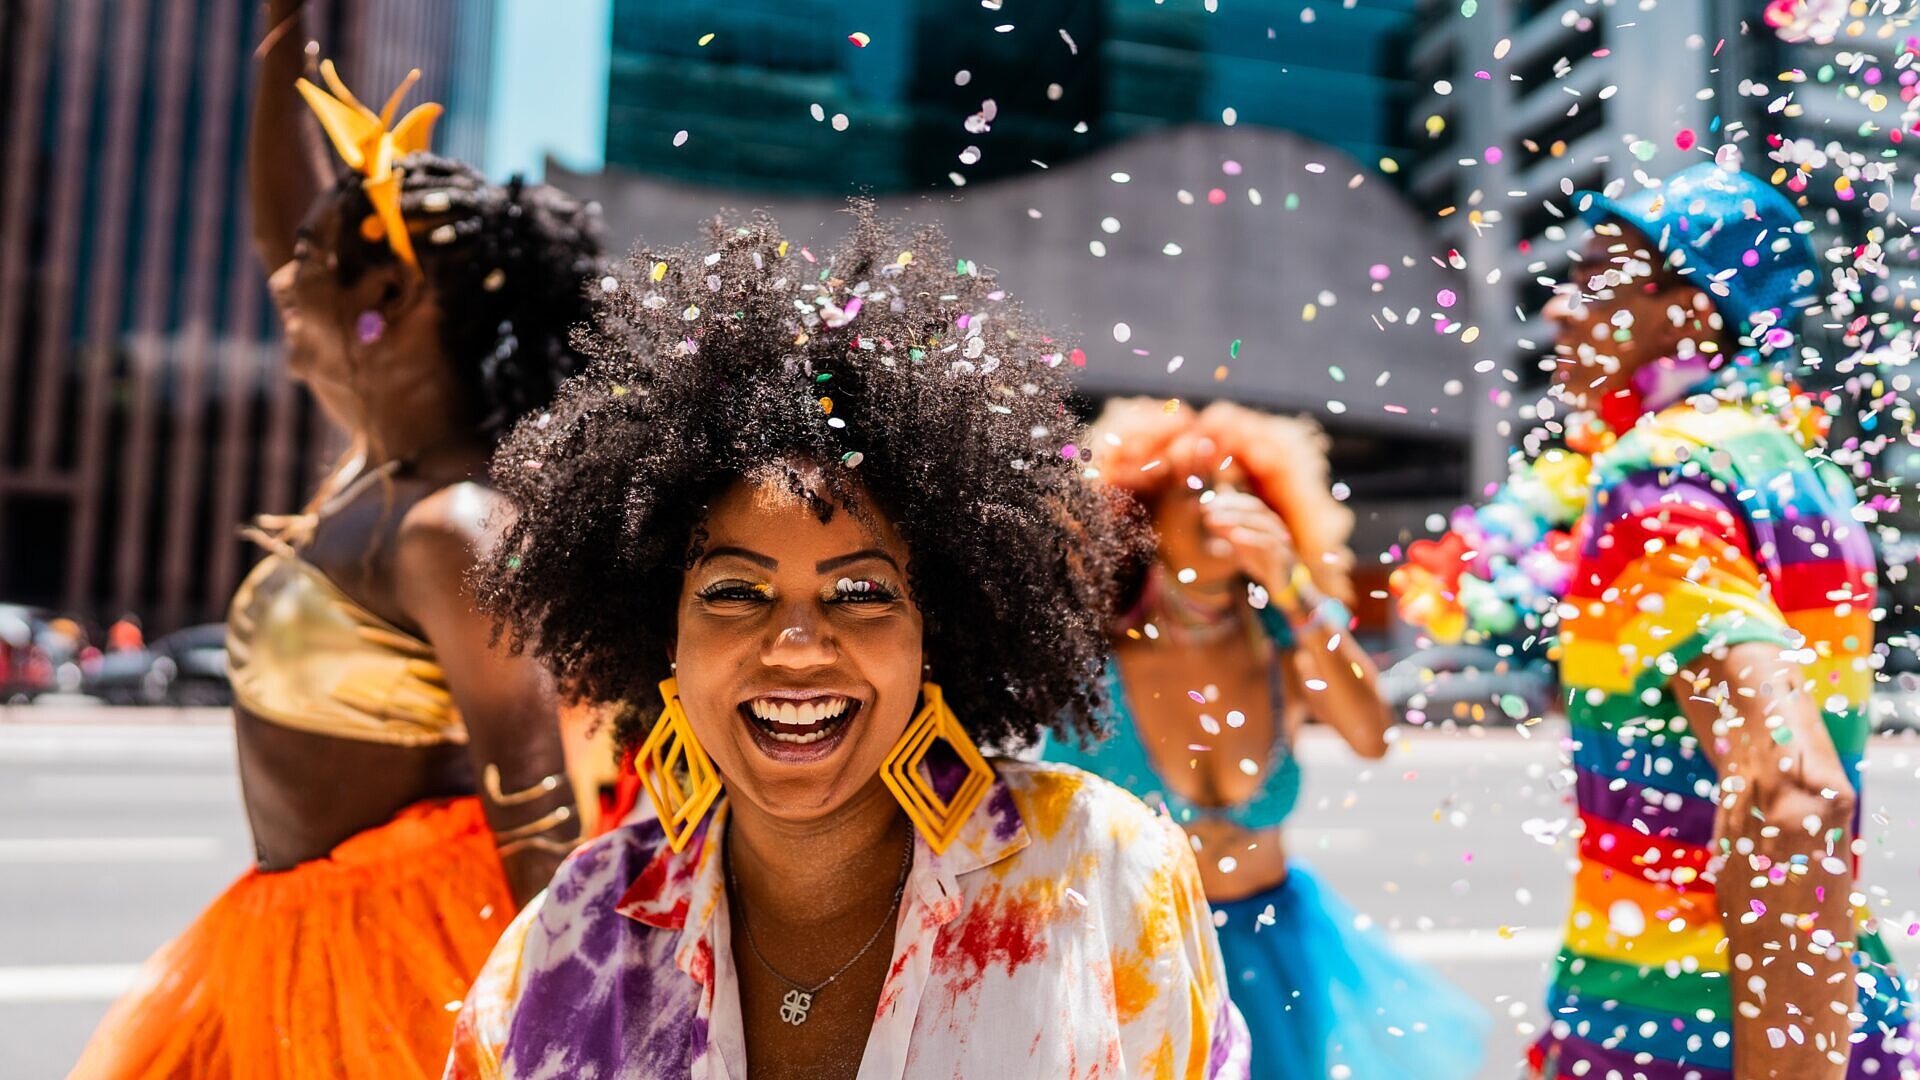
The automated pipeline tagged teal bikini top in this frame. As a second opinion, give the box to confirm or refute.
[1047,605,1301,831]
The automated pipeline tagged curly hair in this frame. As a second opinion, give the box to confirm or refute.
[477,203,1151,753]
[1088,398,1356,604]
[325,152,606,440]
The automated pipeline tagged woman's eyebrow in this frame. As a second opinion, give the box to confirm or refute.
[698,546,778,571]
[816,549,901,574]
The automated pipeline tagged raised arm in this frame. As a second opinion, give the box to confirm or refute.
[1273,571,1390,757]
[396,486,580,908]
[250,0,333,272]
[1206,490,1391,757]
[1675,645,1857,1080]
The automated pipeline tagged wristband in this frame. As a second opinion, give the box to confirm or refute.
[1292,595,1351,634]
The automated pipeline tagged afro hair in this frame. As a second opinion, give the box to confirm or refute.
[478,202,1151,754]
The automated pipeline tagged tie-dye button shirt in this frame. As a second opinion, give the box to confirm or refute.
[446,759,1250,1080]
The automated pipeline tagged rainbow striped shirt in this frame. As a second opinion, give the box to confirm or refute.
[1532,403,1917,1080]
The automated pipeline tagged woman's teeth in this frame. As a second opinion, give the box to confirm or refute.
[747,696,851,743]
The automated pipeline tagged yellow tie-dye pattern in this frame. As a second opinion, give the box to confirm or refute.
[1142,1031,1177,1080]
[1015,762,1086,841]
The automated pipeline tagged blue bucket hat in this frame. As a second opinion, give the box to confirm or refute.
[1576,163,1819,341]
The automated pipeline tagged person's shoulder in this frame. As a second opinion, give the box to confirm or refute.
[533,816,672,929]
[1624,402,1810,478]
[1596,406,1771,503]
[395,480,506,560]
[995,759,1184,871]
[389,482,513,613]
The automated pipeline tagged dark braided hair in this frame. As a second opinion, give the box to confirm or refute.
[326,152,606,440]
[476,202,1151,753]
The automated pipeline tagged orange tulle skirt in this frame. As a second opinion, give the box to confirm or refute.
[69,797,514,1080]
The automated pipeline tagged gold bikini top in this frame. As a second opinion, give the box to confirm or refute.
[226,551,467,746]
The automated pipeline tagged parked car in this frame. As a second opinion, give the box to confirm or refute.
[1380,643,1556,726]
[0,604,57,703]
[83,623,230,707]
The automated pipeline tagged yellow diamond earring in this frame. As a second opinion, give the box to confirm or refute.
[879,683,994,854]
[634,677,722,853]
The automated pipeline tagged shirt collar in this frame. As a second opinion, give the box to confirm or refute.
[613,764,1030,968]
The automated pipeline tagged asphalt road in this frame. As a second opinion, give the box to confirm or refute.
[2,708,1917,1079]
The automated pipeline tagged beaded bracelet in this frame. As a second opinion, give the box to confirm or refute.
[1292,595,1351,635]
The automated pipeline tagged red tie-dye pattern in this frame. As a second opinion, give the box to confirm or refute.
[930,883,1049,1002]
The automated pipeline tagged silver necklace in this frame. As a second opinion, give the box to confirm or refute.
[728,829,914,1027]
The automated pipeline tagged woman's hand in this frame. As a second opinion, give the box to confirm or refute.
[1201,491,1299,598]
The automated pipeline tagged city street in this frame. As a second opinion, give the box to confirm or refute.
[3,709,1917,1079]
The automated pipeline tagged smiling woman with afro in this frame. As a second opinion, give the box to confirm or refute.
[451,203,1255,1080]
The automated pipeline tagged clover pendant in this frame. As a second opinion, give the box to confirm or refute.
[780,988,813,1025]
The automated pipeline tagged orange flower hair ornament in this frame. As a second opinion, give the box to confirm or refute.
[295,60,443,272]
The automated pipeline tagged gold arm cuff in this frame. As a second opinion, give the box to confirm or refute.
[484,763,566,807]
[492,805,573,844]
[496,835,582,859]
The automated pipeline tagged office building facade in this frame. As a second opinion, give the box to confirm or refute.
[0,0,493,629]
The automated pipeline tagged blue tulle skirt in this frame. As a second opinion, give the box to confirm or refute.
[1213,864,1488,1080]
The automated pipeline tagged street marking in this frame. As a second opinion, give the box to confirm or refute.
[0,725,232,766]
[0,837,223,864]
[1295,727,1560,767]
[1386,926,1561,962]
[24,772,240,805]
[1287,827,1375,850]
[0,964,141,1003]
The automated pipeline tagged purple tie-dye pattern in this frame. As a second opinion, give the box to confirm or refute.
[1208,998,1250,1078]
[985,782,1021,842]
[500,826,703,1079]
